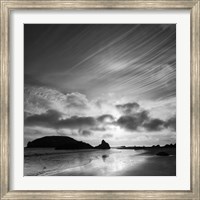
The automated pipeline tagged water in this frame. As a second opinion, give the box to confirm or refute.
[24,148,176,176]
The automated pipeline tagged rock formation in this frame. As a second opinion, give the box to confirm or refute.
[26,136,111,150]
[27,136,93,150]
[95,140,110,149]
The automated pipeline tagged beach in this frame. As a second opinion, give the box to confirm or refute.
[24,148,176,176]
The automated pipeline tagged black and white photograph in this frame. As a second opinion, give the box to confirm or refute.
[24,24,176,176]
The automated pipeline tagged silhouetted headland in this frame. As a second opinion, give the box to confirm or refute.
[95,140,110,149]
[26,136,110,150]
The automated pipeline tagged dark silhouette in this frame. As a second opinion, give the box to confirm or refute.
[116,143,176,156]
[156,152,170,156]
[95,140,110,149]
[27,136,93,149]
[26,136,110,150]
[116,143,175,150]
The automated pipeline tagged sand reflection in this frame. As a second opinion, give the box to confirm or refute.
[24,148,175,176]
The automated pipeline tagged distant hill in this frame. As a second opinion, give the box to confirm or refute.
[26,136,110,150]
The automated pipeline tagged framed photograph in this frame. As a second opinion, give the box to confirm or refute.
[0,0,199,199]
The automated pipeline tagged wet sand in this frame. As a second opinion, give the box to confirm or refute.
[54,148,176,176]
[25,148,176,176]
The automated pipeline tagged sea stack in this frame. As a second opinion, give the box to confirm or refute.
[95,140,110,149]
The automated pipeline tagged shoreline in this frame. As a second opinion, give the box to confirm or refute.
[24,148,176,176]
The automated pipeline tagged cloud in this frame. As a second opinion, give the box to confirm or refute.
[25,109,97,130]
[164,116,176,131]
[103,133,113,138]
[57,116,96,129]
[24,85,95,118]
[143,118,165,131]
[25,110,116,132]
[116,102,140,115]
[97,114,115,123]
[24,85,66,114]
[24,91,52,114]
[115,102,176,132]
[91,127,106,131]
[25,109,61,128]
[80,130,93,136]
[117,112,175,132]
[66,92,89,109]
[24,85,118,118]
[117,110,149,131]
[25,97,176,139]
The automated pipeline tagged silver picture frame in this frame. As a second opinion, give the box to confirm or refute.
[0,0,199,199]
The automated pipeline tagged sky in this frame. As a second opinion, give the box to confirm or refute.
[24,24,176,147]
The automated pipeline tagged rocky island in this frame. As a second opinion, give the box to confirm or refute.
[26,136,110,150]
[95,140,110,149]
